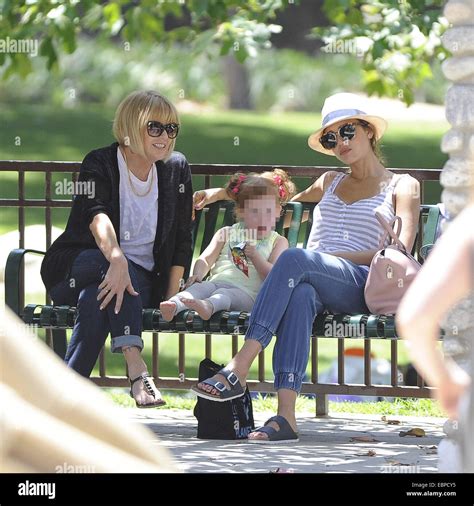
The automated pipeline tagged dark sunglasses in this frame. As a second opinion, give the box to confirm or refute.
[320,122,366,150]
[147,121,180,139]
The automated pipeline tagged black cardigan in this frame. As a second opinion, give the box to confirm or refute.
[41,142,193,307]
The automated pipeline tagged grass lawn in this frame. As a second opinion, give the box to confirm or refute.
[0,103,449,166]
[105,389,444,417]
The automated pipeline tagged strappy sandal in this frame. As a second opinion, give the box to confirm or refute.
[247,415,299,444]
[129,372,166,408]
[191,368,245,402]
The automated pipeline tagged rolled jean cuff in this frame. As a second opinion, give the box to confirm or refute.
[245,322,274,349]
[274,372,303,393]
[111,334,144,354]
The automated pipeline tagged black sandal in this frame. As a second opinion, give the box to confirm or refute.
[191,368,245,402]
[129,372,166,408]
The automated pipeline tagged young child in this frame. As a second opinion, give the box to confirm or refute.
[160,170,296,321]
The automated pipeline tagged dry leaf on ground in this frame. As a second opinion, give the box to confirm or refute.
[399,428,426,437]
[381,416,401,425]
[350,436,380,442]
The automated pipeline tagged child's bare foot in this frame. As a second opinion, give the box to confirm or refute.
[160,301,177,322]
[180,297,214,320]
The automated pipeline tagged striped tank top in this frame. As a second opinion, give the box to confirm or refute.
[307,172,404,254]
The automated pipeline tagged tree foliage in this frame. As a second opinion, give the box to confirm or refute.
[0,0,286,77]
[0,0,448,104]
[314,0,448,104]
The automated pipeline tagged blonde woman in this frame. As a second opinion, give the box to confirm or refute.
[41,90,193,408]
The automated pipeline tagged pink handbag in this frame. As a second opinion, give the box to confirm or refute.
[364,212,421,315]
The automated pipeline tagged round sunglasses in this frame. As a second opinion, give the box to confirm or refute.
[147,120,180,139]
[319,121,367,150]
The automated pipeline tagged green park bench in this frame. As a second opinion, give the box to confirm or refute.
[2,163,443,415]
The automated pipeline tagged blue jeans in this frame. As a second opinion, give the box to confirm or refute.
[49,249,153,377]
[245,248,370,393]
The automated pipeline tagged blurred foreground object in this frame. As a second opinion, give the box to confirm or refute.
[397,204,474,473]
[0,306,177,473]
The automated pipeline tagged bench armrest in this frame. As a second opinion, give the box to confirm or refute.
[277,201,304,248]
[5,248,46,316]
[419,244,434,260]
[420,206,441,261]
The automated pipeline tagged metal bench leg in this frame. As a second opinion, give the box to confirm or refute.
[316,394,328,417]
[52,329,67,359]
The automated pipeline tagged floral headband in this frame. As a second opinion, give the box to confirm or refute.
[273,175,287,200]
[231,174,246,194]
[231,174,286,201]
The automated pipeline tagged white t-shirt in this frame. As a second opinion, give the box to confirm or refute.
[117,148,158,271]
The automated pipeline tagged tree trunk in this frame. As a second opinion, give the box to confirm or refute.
[222,54,252,110]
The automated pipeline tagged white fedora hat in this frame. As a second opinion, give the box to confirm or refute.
[308,93,388,156]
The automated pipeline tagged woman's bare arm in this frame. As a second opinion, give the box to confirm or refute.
[396,204,474,418]
[291,170,339,203]
[393,175,421,253]
[193,188,230,213]
[282,171,339,228]
[327,248,379,266]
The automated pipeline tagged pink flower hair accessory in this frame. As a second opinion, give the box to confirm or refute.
[231,174,247,194]
[273,175,286,200]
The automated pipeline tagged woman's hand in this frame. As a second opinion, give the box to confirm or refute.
[193,190,209,211]
[192,188,228,219]
[436,363,471,420]
[97,254,139,313]
[184,274,203,289]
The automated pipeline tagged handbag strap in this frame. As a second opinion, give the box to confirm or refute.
[376,212,407,252]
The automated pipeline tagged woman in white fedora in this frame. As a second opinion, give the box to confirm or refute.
[191,92,420,443]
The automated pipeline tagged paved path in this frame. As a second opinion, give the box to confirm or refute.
[127,409,445,473]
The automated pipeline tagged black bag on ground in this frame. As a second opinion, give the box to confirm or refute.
[193,358,255,440]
